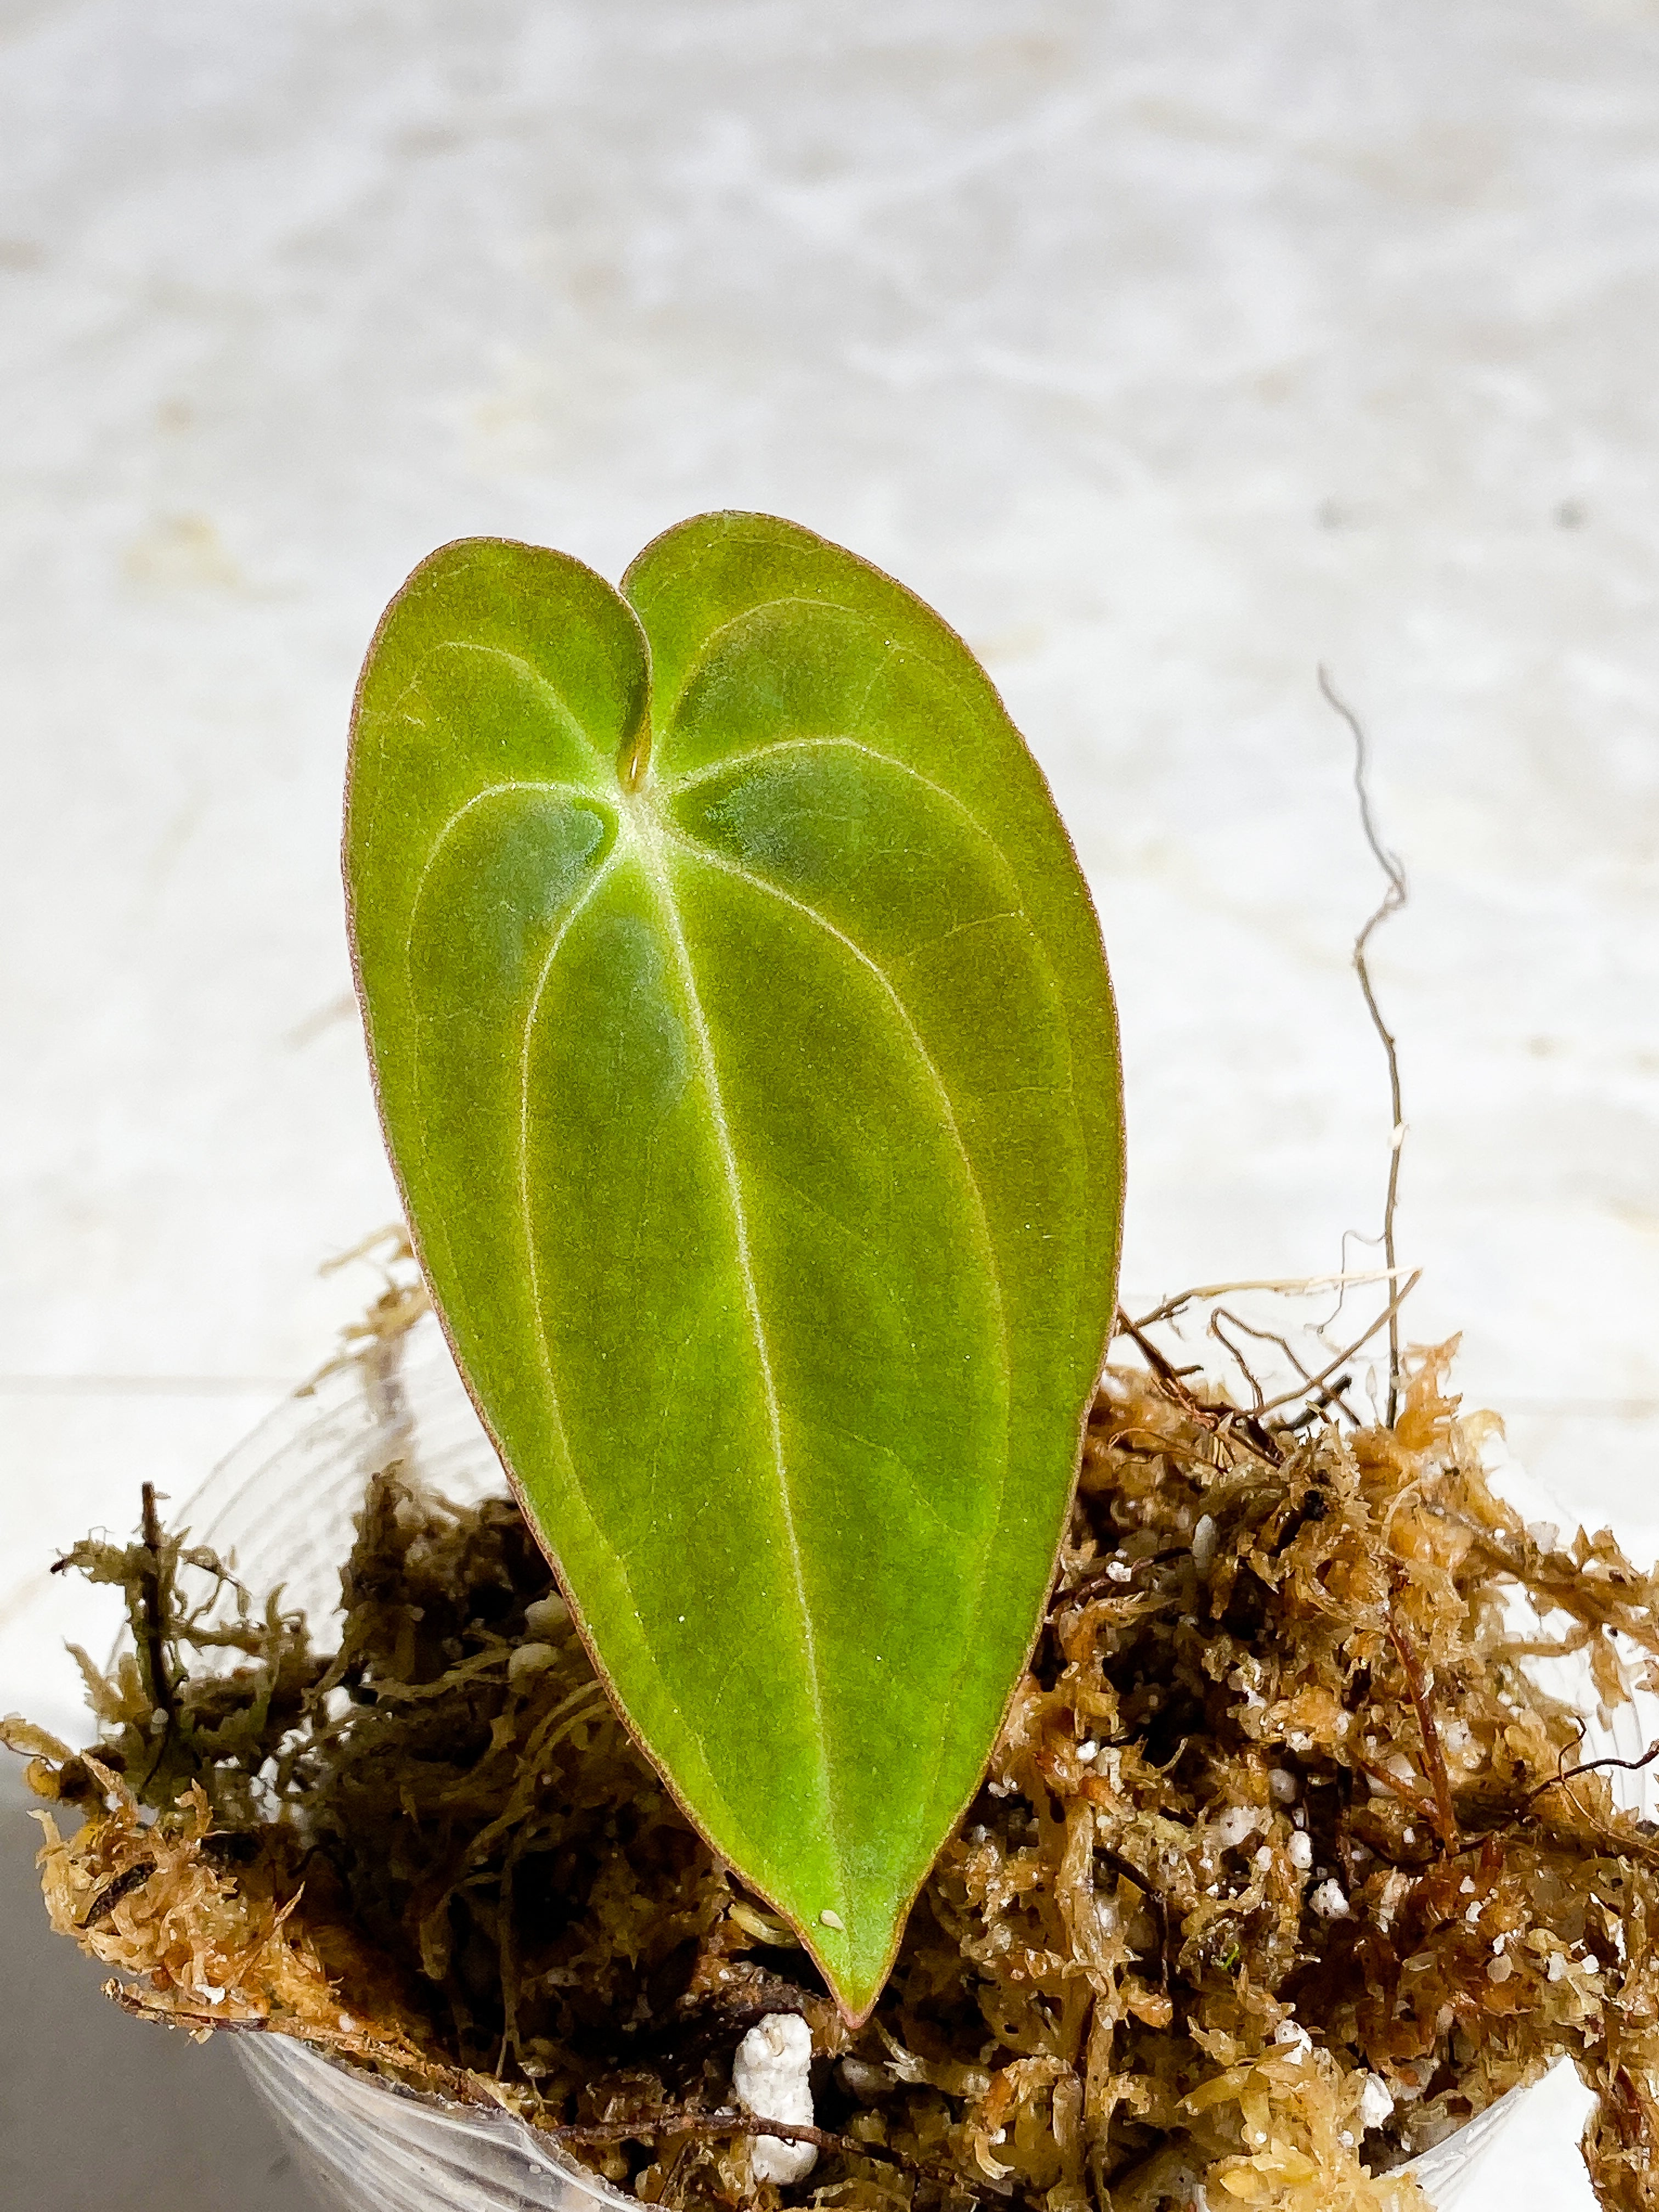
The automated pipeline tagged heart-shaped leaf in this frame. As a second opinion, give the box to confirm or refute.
[345,515,1124,2020]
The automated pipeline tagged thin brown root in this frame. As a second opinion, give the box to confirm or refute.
[1319,664,1409,1426]
[1386,1587,1460,1853]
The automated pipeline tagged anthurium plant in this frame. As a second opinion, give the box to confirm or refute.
[344,512,1124,2023]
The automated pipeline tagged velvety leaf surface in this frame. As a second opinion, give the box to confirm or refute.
[345,516,1124,2019]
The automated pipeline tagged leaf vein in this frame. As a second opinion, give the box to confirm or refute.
[670,836,1011,1393]
[516,854,622,1423]
[666,736,996,851]
[396,639,610,772]
[667,833,1016,1845]
[403,779,609,949]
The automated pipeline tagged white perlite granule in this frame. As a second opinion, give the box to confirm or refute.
[1212,1804,1264,1849]
[1357,2073,1395,2132]
[522,1593,569,1637]
[732,2011,817,2185]
[506,1641,556,1685]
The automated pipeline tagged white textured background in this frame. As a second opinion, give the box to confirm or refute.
[3,5,1658,2206]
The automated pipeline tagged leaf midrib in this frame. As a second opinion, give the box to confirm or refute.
[664,829,1017,1856]
[627,799,848,1927]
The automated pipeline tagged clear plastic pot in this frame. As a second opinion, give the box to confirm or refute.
[181,1313,1637,2212]
[184,1315,633,2212]
[241,2030,621,2212]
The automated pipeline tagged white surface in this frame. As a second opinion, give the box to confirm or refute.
[3,5,1657,2204]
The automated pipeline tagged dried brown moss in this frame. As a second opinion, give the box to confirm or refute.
[9,1340,1659,2212]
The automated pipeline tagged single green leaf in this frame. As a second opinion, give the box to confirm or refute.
[345,515,1124,2021]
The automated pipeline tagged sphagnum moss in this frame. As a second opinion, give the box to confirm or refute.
[9,1339,1659,2212]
